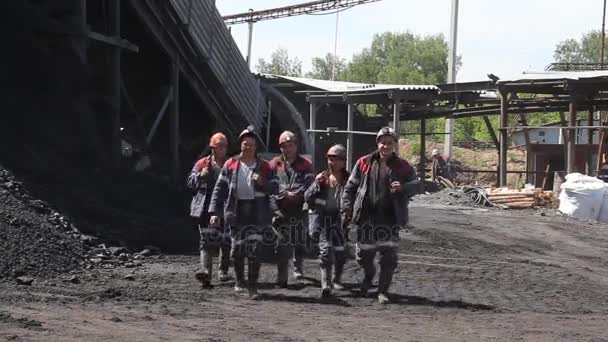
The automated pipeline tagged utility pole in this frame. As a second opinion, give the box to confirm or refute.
[602,0,606,66]
[332,2,340,81]
[444,0,459,158]
[246,9,254,68]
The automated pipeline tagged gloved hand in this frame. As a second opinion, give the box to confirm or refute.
[272,211,285,226]
[341,209,352,226]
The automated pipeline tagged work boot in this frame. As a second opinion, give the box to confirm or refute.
[377,265,394,304]
[293,251,304,280]
[360,276,373,297]
[377,292,390,304]
[248,259,261,300]
[377,266,394,297]
[320,266,332,298]
[333,262,345,291]
[218,269,231,282]
[195,270,211,288]
[276,260,289,288]
[218,248,231,281]
[196,251,213,288]
[359,265,376,297]
[233,258,246,293]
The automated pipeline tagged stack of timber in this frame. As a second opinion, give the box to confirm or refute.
[486,188,559,209]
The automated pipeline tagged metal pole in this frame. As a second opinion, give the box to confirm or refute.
[499,91,508,187]
[266,99,272,149]
[346,103,354,171]
[420,119,427,181]
[598,112,606,175]
[170,56,181,182]
[309,103,317,167]
[110,0,122,170]
[79,0,88,63]
[331,2,340,81]
[393,98,401,155]
[587,108,594,175]
[567,100,577,174]
[602,0,607,65]
[246,9,254,68]
[444,0,459,158]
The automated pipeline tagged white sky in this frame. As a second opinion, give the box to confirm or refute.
[215,0,602,82]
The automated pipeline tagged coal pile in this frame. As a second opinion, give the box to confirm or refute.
[0,166,87,280]
[414,188,482,207]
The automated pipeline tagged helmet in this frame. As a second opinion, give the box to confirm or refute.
[376,126,398,142]
[238,125,257,142]
[209,132,227,148]
[278,131,297,146]
[326,144,346,159]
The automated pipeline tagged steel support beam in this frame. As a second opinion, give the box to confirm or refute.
[482,116,500,152]
[499,91,509,187]
[110,0,122,170]
[587,108,594,175]
[170,57,181,182]
[146,87,173,145]
[393,97,401,154]
[88,31,139,52]
[567,100,577,174]
[419,119,427,182]
[266,99,272,148]
[347,103,354,171]
[309,102,317,166]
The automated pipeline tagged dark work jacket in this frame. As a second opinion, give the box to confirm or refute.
[304,169,350,237]
[342,151,417,227]
[269,155,315,217]
[186,155,223,218]
[208,155,278,227]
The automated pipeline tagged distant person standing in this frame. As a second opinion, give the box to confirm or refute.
[430,149,447,182]
[208,126,278,299]
[342,127,419,304]
[305,144,350,297]
[187,132,230,288]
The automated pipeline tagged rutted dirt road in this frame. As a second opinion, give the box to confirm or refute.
[2,204,608,341]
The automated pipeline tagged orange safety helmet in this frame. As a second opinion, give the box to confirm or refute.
[209,132,227,148]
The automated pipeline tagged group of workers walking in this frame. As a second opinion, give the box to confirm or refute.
[187,125,419,304]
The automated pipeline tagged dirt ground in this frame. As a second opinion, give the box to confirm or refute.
[3,202,608,342]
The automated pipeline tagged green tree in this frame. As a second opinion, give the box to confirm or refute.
[256,47,302,77]
[554,30,606,63]
[305,53,346,80]
[343,31,453,85]
[343,31,460,143]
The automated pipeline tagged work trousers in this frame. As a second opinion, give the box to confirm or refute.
[356,212,399,294]
[197,214,230,276]
[230,200,263,287]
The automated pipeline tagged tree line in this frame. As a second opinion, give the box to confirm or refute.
[256,30,604,144]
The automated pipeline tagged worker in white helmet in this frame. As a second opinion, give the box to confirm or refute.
[342,127,419,304]
[269,131,315,287]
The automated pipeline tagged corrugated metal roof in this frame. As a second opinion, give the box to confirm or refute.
[259,74,438,92]
[498,70,608,83]
[170,0,265,130]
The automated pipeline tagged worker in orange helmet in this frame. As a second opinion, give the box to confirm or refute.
[187,132,230,288]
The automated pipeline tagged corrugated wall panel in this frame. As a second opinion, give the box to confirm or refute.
[170,0,265,129]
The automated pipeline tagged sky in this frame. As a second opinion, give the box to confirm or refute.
[215,0,603,82]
